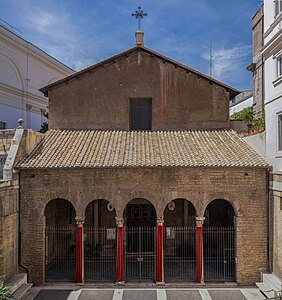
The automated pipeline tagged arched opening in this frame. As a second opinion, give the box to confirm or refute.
[164,199,196,281]
[203,199,235,282]
[84,199,116,282]
[44,199,76,282]
[123,198,156,282]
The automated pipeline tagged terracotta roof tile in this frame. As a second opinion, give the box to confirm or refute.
[16,129,269,169]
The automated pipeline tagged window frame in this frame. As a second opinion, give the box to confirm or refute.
[277,113,282,153]
[0,122,7,130]
[129,98,152,131]
[275,0,282,18]
[278,56,282,77]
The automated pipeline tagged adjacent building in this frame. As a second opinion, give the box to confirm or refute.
[262,0,282,279]
[0,25,74,130]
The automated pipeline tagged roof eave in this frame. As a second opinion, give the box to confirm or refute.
[39,46,239,97]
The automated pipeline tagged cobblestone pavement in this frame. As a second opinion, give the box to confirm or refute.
[29,287,267,300]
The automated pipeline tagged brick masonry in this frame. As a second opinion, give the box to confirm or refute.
[0,179,19,282]
[20,166,268,285]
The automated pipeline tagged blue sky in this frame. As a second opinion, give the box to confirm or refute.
[0,0,263,90]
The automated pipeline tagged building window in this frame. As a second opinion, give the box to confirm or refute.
[0,122,6,129]
[275,0,282,17]
[278,57,282,77]
[278,114,282,151]
[280,197,282,210]
[130,98,152,130]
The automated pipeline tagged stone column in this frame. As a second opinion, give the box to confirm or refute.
[156,217,164,284]
[196,217,205,284]
[116,218,125,284]
[75,217,85,284]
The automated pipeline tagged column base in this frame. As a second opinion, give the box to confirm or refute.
[116,281,125,285]
[75,282,85,286]
[156,281,165,286]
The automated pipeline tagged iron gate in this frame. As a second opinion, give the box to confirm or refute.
[125,227,155,282]
[45,226,76,282]
[84,227,116,282]
[164,226,196,281]
[204,226,235,281]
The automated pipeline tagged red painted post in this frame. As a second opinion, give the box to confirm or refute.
[75,217,85,284]
[156,218,164,284]
[196,217,205,284]
[116,218,124,284]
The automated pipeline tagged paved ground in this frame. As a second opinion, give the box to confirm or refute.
[27,287,267,300]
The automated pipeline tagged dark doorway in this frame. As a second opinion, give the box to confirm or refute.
[203,199,235,282]
[124,199,156,282]
[84,199,116,282]
[164,199,196,281]
[45,199,76,282]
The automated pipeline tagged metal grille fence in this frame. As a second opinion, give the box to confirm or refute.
[204,226,235,282]
[125,227,155,282]
[45,226,76,282]
[84,227,116,282]
[164,226,196,281]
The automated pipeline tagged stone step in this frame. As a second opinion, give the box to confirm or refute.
[6,273,27,294]
[13,283,33,300]
[263,273,282,291]
[256,282,275,299]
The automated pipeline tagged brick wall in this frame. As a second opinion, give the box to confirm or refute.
[20,167,268,285]
[49,50,230,131]
[0,180,19,282]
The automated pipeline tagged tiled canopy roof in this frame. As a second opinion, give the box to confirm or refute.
[16,129,268,169]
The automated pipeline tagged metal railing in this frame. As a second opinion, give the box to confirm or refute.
[164,226,196,281]
[84,227,116,282]
[203,226,235,282]
[125,226,156,282]
[45,226,76,282]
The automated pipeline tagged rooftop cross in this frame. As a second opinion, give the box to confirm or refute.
[132,7,147,30]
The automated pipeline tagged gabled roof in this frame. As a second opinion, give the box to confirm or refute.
[40,46,239,98]
[16,129,268,169]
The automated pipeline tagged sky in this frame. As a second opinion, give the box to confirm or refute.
[0,0,263,90]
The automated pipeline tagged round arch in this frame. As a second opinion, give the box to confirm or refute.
[123,198,157,227]
[164,198,196,226]
[0,54,24,90]
[44,199,77,282]
[44,198,76,226]
[204,199,235,227]
[84,199,116,227]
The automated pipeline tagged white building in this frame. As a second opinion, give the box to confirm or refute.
[262,0,282,279]
[0,25,74,130]
[229,90,253,115]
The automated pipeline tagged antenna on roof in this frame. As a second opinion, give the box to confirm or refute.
[0,18,23,36]
[209,41,213,77]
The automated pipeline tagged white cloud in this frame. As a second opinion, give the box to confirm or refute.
[202,45,251,81]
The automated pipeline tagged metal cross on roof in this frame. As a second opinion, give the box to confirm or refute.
[132,6,147,30]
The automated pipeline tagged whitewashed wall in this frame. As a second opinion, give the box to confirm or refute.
[0,25,74,130]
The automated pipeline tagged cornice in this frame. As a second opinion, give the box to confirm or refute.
[0,82,47,106]
[264,13,282,38]
[0,33,73,76]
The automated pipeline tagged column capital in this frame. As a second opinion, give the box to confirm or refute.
[115,217,124,227]
[75,217,85,227]
[195,216,205,227]
[157,217,164,226]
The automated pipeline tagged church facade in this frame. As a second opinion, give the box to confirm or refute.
[17,45,269,286]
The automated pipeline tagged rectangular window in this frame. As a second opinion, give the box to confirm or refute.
[130,98,152,130]
[0,122,6,130]
[278,57,282,77]
[280,197,282,210]
[278,114,282,151]
[275,0,282,17]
